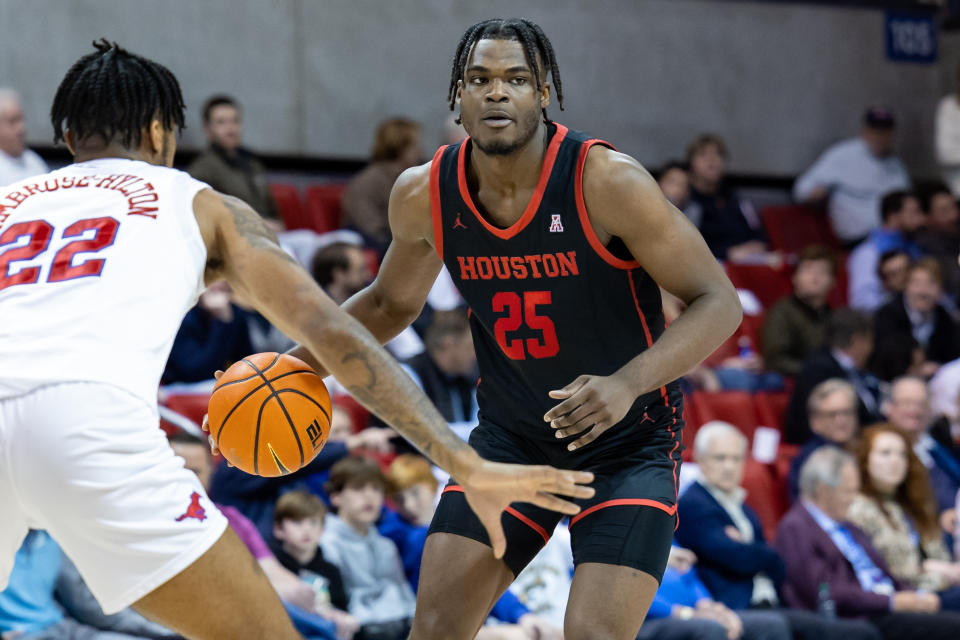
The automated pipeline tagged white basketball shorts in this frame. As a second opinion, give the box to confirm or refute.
[0,382,227,614]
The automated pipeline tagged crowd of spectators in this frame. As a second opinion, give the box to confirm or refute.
[6,67,960,639]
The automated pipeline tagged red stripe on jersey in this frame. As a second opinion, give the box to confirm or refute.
[628,269,681,501]
[441,485,549,544]
[575,141,640,270]
[457,124,569,240]
[429,145,447,261]
[569,498,677,527]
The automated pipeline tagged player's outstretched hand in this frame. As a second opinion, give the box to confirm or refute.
[544,374,636,451]
[460,461,594,559]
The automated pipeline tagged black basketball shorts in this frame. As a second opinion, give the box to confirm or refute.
[427,417,682,582]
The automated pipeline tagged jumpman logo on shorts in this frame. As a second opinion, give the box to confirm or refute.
[453,212,468,229]
[175,492,207,522]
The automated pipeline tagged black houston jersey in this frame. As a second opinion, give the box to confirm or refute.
[429,123,683,455]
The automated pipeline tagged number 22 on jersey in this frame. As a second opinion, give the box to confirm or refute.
[0,217,120,292]
[492,290,559,360]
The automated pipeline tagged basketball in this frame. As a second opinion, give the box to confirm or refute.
[208,352,332,477]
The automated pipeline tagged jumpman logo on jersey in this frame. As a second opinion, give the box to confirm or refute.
[175,492,207,522]
[549,214,564,233]
[453,212,468,230]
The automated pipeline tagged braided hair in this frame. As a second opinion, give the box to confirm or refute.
[51,39,185,149]
[447,18,563,124]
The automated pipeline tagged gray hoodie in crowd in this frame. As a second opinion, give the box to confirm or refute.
[320,515,417,625]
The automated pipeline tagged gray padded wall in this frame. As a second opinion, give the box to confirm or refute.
[0,0,954,177]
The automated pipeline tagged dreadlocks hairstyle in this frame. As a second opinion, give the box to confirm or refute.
[447,18,563,125]
[51,39,186,149]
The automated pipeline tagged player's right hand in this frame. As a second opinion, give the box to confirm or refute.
[200,370,225,457]
[459,461,594,559]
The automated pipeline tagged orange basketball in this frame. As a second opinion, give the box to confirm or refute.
[208,352,331,477]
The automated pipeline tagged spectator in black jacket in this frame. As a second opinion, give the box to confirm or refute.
[162,282,252,384]
[402,310,477,436]
[874,258,960,378]
[786,308,883,444]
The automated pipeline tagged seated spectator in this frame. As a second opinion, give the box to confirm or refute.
[269,491,359,639]
[786,308,882,444]
[788,379,861,500]
[763,245,836,377]
[935,62,960,198]
[311,242,373,306]
[682,134,778,265]
[776,447,960,639]
[378,455,438,589]
[870,333,925,384]
[874,258,960,374]
[847,191,925,312]
[162,282,253,385]
[341,118,422,256]
[848,424,960,610]
[0,531,174,640]
[657,160,690,210]
[207,420,391,538]
[169,432,345,640]
[643,546,791,640]
[402,310,477,437]
[320,457,416,640]
[881,377,960,518]
[916,184,960,300]
[379,456,559,639]
[0,88,48,187]
[678,421,880,640]
[794,107,911,248]
[928,357,960,450]
[311,240,424,361]
[186,94,279,224]
[876,250,911,305]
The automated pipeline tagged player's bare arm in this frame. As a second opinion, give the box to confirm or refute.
[194,188,594,556]
[287,162,441,374]
[545,146,742,449]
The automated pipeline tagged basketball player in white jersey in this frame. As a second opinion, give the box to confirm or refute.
[0,40,594,640]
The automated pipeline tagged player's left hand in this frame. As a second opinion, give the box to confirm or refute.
[544,374,636,451]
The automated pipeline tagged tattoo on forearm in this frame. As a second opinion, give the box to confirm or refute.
[337,345,469,473]
[223,196,297,265]
[341,351,377,394]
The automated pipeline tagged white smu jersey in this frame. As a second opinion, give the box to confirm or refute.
[0,158,210,406]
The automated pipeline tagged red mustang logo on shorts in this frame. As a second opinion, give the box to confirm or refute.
[175,492,207,522]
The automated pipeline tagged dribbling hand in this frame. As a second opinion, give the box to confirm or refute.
[460,461,594,559]
[544,374,636,451]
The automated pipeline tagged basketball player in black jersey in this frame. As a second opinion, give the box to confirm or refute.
[291,18,740,640]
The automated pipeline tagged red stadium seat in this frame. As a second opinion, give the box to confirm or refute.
[332,393,371,433]
[742,458,787,541]
[760,205,839,254]
[754,390,790,434]
[162,393,212,429]
[725,263,792,309]
[270,183,307,230]
[826,252,849,308]
[305,183,348,234]
[689,390,760,441]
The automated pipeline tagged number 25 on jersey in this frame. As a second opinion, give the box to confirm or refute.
[493,290,559,360]
[0,217,119,292]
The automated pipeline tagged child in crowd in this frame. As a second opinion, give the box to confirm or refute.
[270,491,359,640]
[321,457,416,640]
